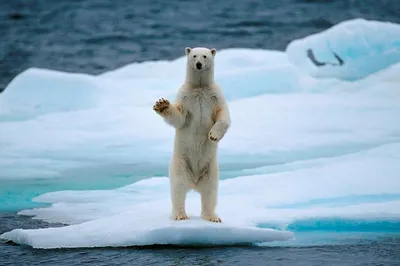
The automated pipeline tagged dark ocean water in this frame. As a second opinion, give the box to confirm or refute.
[1,213,400,266]
[1,0,400,265]
[1,0,400,91]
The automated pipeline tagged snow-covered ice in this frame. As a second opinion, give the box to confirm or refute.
[0,215,293,249]
[2,141,400,248]
[1,19,400,248]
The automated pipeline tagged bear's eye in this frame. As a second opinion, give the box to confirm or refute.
[203,55,207,58]
[193,55,196,58]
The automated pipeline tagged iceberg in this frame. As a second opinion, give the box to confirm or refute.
[1,19,400,248]
[286,18,400,80]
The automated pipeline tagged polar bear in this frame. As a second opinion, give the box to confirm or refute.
[153,47,231,223]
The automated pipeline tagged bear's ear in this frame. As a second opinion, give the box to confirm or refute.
[185,47,191,55]
[210,48,217,56]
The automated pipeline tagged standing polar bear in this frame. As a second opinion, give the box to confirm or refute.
[153,47,231,223]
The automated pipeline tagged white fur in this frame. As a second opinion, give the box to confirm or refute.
[153,47,231,223]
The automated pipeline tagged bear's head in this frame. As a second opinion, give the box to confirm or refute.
[185,47,217,71]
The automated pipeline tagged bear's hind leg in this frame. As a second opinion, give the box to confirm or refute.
[170,164,190,221]
[197,161,221,223]
[171,182,189,221]
[200,191,221,223]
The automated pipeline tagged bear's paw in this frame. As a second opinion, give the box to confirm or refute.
[208,129,223,142]
[153,98,170,115]
[172,211,189,221]
[202,213,222,223]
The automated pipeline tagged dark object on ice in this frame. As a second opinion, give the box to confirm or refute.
[307,48,344,67]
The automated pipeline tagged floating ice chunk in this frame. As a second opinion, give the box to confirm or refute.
[1,186,294,248]
[2,142,400,248]
[0,48,339,121]
[286,19,400,80]
[1,216,293,249]
[0,68,177,121]
[0,68,103,120]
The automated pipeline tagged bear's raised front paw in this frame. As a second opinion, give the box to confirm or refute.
[208,129,223,142]
[202,214,222,223]
[172,211,189,221]
[153,98,170,115]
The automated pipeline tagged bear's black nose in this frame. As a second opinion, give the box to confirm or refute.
[196,62,202,70]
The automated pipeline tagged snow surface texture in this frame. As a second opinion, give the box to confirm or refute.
[286,18,400,80]
[1,19,400,249]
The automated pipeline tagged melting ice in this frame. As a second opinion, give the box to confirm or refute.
[1,18,400,248]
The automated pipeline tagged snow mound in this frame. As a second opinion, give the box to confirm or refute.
[286,18,400,80]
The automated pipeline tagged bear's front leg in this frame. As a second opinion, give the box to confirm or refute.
[208,120,229,142]
[209,104,231,142]
[153,98,186,129]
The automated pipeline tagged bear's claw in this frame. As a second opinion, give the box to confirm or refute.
[202,214,222,223]
[173,212,189,221]
[153,98,170,114]
[208,130,222,142]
